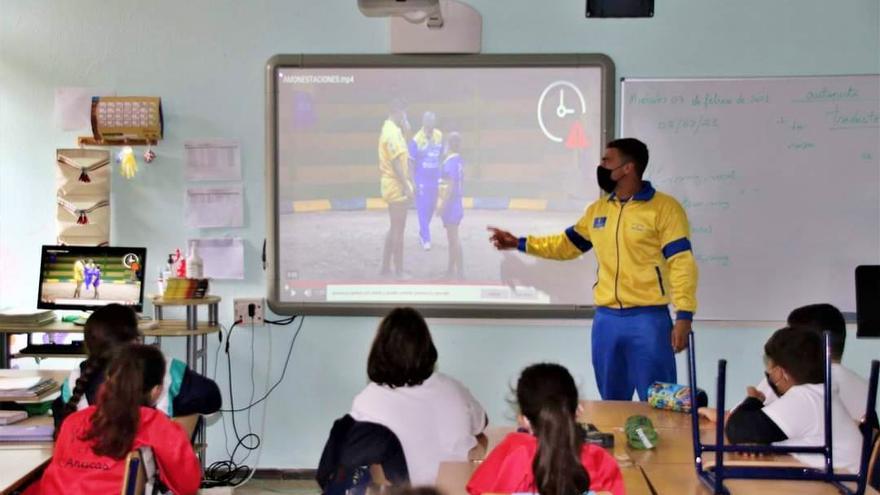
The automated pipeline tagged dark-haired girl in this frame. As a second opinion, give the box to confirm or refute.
[467,363,623,495]
[52,304,221,430]
[349,307,487,485]
[31,344,200,494]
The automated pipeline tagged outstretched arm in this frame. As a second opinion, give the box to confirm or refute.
[488,209,593,261]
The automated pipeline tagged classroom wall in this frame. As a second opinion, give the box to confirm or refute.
[1,0,878,469]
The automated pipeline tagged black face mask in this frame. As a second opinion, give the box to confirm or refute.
[596,166,618,193]
[764,371,784,397]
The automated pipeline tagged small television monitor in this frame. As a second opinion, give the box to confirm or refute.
[37,245,147,312]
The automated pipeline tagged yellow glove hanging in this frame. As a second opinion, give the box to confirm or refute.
[119,146,138,179]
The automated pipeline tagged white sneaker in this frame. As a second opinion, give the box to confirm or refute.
[420,238,431,251]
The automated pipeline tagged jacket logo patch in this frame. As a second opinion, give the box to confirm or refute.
[593,217,607,229]
[631,223,647,232]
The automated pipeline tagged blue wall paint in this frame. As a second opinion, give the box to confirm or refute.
[1,0,878,468]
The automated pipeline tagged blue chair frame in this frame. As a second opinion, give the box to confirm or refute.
[687,331,880,495]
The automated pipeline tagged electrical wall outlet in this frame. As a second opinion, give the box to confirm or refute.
[233,298,265,326]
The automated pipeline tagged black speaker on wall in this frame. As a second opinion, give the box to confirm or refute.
[856,265,880,338]
[586,0,654,18]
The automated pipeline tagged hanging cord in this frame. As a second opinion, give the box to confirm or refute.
[203,315,304,487]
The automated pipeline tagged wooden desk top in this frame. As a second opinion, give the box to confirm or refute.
[580,400,699,430]
[0,320,219,336]
[462,403,877,495]
[0,447,52,495]
[150,295,221,306]
[642,462,878,495]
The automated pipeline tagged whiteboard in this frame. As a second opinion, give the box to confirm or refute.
[621,75,880,320]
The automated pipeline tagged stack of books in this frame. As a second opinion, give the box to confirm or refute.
[162,278,210,300]
[0,308,56,326]
[0,424,54,442]
[0,376,58,400]
[0,410,27,425]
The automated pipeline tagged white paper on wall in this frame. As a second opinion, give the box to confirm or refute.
[187,237,245,279]
[185,139,242,181]
[185,186,244,228]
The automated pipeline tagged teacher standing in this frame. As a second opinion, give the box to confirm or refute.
[488,138,698,401]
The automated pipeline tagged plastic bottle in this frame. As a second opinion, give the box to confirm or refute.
[157,265,166,295]
[162,254,174,283]
[174,248,186,278]
[186,241,203,279]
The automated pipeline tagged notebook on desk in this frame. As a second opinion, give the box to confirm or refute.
[0,424,54,442]
[0,377,58,400]
[0,309,56,325]
[0,411,27,425]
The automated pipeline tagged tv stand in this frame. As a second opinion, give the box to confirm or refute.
[0,300,220,370]
[0,297,221,472]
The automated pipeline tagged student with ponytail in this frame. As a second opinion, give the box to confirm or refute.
[467,364,623,495]
[30,344,201,494]
[52,304,221,430]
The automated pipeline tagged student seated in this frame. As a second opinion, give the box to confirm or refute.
[52,304,221,429]
[699,327,863,472]
[467,363,624,495]
[755,303,870,424]
[27,344,201,494]
[349,307,487,485]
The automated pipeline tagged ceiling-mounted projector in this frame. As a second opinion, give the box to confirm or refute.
[358,0,482,53]
[358,0,443,27]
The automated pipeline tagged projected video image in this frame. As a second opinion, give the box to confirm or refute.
[277,66,605,306]
[39,249,144,307]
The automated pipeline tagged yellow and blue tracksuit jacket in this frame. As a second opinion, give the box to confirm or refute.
[518,181,698,321]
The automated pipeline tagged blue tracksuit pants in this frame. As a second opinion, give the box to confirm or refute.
[592,305,676,400]
[415,174,438,243]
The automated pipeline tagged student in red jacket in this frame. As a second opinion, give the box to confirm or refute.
[29,344,200,495]
[467,363,624,495]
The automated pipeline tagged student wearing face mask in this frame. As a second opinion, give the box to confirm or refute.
[698,328,862,473]
[755,303,872,424]
[487,138,697,401]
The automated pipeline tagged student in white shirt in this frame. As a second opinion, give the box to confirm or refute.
[699,327,863,473]
[349,307,487,485]
[755,303,871,423]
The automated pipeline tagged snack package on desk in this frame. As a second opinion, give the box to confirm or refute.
[646,381,708,413]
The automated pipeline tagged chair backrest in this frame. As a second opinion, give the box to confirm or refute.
[121,450,146,495]
[172,414,199,439]
[369,464,389,487]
